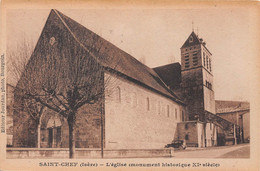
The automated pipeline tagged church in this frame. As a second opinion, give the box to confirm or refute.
[11,9,246,150]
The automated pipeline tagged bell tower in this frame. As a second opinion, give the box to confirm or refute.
[180,31,215,121]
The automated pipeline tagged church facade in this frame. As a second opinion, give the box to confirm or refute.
[11,9,241,150]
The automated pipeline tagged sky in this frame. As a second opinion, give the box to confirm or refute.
[6,7,258,101]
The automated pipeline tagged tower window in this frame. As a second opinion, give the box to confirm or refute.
[203,53,206,66]
[206,56,209,69]
[189,36,193,43]
[184,53,190,68]
[209,58,212,71]
[192,52,198,66]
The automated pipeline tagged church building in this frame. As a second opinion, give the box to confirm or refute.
[11,9,241,150]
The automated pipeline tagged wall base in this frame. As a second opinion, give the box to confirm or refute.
[6,148,174,159]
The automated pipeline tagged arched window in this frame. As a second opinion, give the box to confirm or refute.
[146,97,150,111]
[167,105,170,117]
[116,87,121,103]
[132,92,137,107]
[158,101,161,114]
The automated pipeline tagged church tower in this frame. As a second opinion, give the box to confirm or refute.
[180,31,215,121]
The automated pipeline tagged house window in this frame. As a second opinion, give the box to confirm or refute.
[146,97,150,111]
[185,134,189,140]
[175,108,177,119]
[167,105,170,117]
[116,87,121,103]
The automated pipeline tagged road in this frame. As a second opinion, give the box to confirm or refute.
[174,144,250,158]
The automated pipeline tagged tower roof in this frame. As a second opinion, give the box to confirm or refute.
[181,31,212,55]
[181,31,201,49]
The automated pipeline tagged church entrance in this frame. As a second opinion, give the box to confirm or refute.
[47,126,61,148]
[45,116,62,148]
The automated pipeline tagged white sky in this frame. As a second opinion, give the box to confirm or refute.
[6,7,257,102]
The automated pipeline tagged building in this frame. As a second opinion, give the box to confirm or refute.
[10,9,247,150]
[215,100,250,144]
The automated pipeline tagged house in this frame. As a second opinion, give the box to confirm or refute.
[215,100,250,144]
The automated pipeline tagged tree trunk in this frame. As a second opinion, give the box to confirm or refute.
[68,116,76,158]
[37,124,41,148]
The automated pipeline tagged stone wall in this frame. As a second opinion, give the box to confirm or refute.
[6,148,173,159]
[104,72,185,149]
[175,121,200,147]
[13,98,103,148]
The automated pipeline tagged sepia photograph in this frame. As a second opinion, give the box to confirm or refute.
[1,1,259,170]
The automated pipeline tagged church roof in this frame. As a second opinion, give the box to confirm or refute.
[153,62,181,90]
[49,10,183,104]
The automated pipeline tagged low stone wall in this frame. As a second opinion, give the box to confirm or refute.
[6,148,174,159]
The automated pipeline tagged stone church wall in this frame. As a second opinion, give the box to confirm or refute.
[104,72,185,149]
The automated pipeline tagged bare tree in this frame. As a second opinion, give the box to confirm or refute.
[7,38,34,85]
[7,38,47,148]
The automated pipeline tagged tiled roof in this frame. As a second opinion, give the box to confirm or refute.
[215,100,250,113]
[53,10,183,104]
[153,62,181,90]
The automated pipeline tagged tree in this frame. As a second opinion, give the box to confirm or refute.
[7,38,46,148]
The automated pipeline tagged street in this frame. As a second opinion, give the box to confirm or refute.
[174,144,250,158]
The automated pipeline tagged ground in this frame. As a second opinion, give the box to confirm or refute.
[174,143,250,158]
